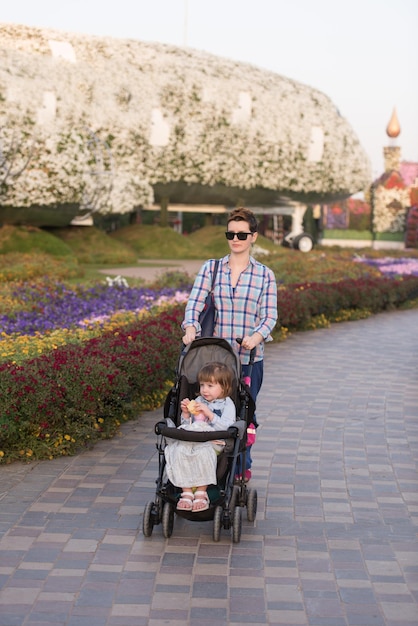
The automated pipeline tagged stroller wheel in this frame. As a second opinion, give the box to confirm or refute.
[142,501,155,537]
[229,485,240,512]
[232,506,242,543]
[213,505,223,542]
[162,502,175,538]
[246,487,258,522]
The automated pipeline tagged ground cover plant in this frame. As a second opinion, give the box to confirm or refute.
[1,223,418,464]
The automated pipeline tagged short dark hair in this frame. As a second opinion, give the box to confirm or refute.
[198,362,233,398]
[227,207,258,233]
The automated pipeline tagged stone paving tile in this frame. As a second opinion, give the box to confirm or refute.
[0,309,417,624]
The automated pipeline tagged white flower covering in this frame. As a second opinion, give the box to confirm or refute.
[372,186,410,233]
[0,23,371,219]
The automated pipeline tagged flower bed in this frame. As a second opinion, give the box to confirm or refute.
[0,281,189,335]
[1,266,418,464]
[0,280,189,363]
[0,306,185,462]
[353,257,418,278]
[276,276,418,330]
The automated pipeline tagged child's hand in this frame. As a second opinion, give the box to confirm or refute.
[194,402,213,421]
[180,398,191,416]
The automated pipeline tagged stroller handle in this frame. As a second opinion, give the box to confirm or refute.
[236,338,256,361]
[155,420,247,441]
[236,338,256,387]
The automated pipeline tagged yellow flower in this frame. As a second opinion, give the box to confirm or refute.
[0,451,4,457]
[64,434,71,441]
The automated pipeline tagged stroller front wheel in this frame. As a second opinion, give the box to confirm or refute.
[246,487,258,522]
[162,502,175,538]
[230,485,240,512]
[232,506,242,543]
[213,505,223,542]
[142,501,155,537]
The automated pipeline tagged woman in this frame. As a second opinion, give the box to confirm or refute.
[182,207,278,480]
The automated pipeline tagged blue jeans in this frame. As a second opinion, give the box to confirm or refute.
[238,359,264,472]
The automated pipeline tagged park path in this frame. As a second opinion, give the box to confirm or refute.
[99,260,206,283]
[0,307,417,625]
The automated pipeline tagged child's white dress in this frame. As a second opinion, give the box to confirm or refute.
[164,396,235,488]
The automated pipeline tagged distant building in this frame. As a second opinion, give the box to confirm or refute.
[320,109,418,249]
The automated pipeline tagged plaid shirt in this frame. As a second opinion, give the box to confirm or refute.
[182,255,278,364]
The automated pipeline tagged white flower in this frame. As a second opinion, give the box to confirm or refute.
[372,186,409,233]
[105,275,129,287]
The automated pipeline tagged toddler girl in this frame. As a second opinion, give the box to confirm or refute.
[164,361,235,512]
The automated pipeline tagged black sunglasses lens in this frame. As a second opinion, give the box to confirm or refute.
[225,232,250,240]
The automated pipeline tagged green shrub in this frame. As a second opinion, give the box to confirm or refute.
[50,226,138,264]
[268,250,382,285]
[0,224,73,256]
[110,224,202,259]
[0,252,82,282]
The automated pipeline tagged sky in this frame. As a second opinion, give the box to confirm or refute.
[1,0,417,180]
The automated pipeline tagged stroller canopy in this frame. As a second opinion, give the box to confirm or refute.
[176,337,243,386]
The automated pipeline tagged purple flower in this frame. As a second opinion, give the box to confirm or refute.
[354,257,418,278]
[1,283,192,335]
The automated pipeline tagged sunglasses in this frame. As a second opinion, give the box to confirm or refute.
[225,231,253,240]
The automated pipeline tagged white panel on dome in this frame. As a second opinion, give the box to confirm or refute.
[307,126,324,162]
[150,108,170,147]
[231,92,252,125]
[48,40,76,63]
[36,91,56,125]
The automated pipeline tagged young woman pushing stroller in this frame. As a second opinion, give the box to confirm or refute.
[181,207,278,480]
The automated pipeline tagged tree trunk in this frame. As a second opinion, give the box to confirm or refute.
[160,196,169,227]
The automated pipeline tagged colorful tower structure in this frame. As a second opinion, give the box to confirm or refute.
[370,108,410,248]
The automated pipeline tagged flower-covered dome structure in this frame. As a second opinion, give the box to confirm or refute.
[0,23,371,226]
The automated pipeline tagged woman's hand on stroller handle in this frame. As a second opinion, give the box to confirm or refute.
[182,326,196,345]
[236,337,257,357]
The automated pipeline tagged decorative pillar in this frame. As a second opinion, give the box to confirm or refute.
[384,108,401,172]
[370,108,409,246]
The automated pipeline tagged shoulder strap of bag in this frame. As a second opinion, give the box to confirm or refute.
[210,259,220,292]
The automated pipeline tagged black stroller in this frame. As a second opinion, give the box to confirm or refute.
[142,336,257,543]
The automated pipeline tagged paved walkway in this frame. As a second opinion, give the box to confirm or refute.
[100,260,207,283]
[0,309,417,626]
